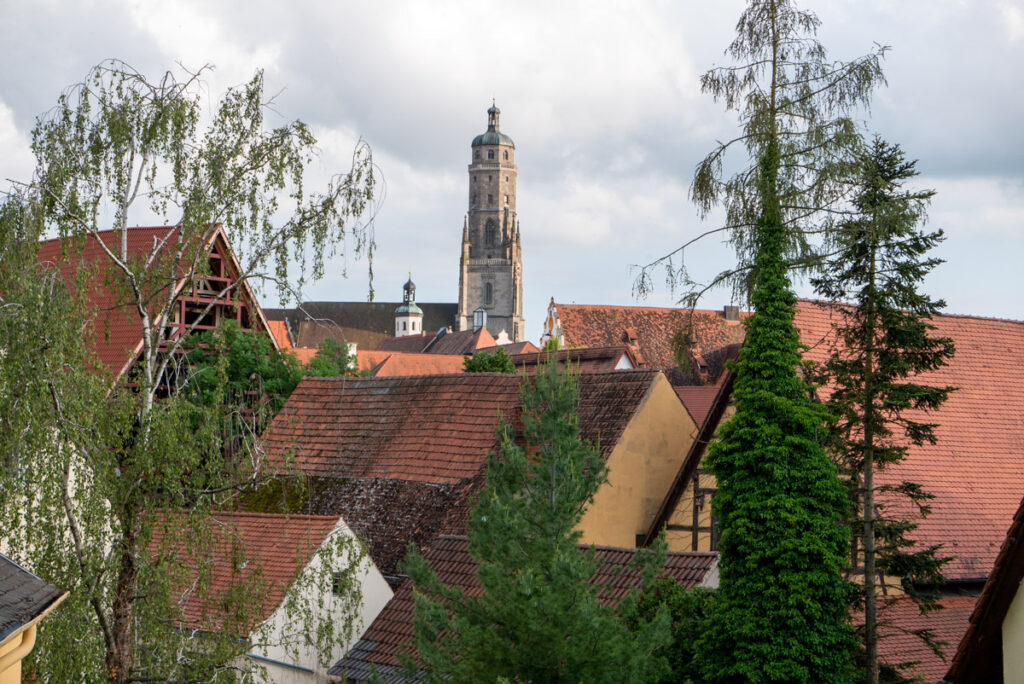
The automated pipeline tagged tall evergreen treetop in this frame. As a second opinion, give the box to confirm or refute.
[812,138,955,683]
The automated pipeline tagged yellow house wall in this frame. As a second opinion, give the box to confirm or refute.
[1004,578,1024,684]
[0,635,21,684]
[663,402,733,552]
[577,374,697,548]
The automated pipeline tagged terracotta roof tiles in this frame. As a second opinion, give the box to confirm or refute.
[152,511,339,634]
[328,535,717,681]
[369,353,466,377]
[262,371,661,579]
[872,595,977,682]
[553,303,747,380]
[509,346,636,374]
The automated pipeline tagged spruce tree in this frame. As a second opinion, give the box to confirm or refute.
[403,363,671,683]
[697,141,856,682]
[812,138,955,684]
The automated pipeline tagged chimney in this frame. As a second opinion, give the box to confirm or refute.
[723,305,740,322]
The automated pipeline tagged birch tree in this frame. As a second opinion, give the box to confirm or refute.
[1,60,376,682]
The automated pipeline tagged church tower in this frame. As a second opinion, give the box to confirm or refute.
[457,103,524,342]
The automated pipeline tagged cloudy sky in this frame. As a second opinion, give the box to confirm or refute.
[2,1,1022,341]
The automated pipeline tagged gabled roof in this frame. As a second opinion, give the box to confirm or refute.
[475,341,540,355]
[674,385,722,428]
[945,494,1024,681]
[152,511,339,634]
[509,346,637,374]
[368,353,466,377]
[0,554,66,646]
[266,319,293,349]
[36,226,273,379]
[794,302,1024,582]
[328,535,718,682]
[551,303,746,380]
[376,327,497,355]
[262,370,663,578]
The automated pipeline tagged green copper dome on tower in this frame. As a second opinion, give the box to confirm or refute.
[471,102,515,148]
[395,276,423,316]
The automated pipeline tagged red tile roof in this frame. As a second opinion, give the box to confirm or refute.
[946,494,1024,681]
[552,303,747,381]
[356,350,392,372]
[869,595,977,682]
[794,301,1024,582]
[674,385,722,428]
[266,319,293,349]
[376,327,498,355]
[475,341,541,355]
[262,371,661,578]
[509,346,637,374]
[369,353,466,377]
[37,226,272,378]
[328,535,718,681]
[152,511,339,634]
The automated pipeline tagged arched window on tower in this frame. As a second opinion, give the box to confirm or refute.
[475,150,480,160]
[504,150,509,160]
[485,220,497,246]
[485,282,493,305]
[488,149,494,159]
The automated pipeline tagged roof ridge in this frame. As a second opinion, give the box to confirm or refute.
[210,510,341,522]
[797,298,1024,325]
[555,302,735,316]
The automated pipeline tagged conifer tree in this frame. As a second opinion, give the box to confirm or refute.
[812,138,955,684]
[403,363,671,683]
[697,140,856,683]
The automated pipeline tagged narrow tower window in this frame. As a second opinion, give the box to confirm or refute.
[504,150,509,160]
[487,150,494,159]
[485,220,497,246]
[485,282,493,305]
[487,194,493,206]
[474,150,480,160]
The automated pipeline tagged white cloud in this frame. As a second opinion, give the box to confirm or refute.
[0,101,35,185]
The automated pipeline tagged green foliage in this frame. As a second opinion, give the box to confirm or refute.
[812,138,955,681]
[696,140,857,682]
[626,579,715,684]
[186,319,304,413]
[635,0,886,305]
[1,60,376,682]
[541,336,561,352]
[306,336,357,377]
[404,363,671,683]
[463,348,516,373]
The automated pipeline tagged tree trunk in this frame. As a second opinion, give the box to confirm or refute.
[107,512,137,684]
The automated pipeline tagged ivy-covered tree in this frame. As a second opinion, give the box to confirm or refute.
[463,348,516,373]
[697,141,856,683]
[626,578,715,684]
[678,1,891,678]
[0,60,376,682]
[812,138,955,684]
[403,363,671,683]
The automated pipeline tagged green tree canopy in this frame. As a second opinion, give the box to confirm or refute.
[812,137,955,683]
[403,363,671,683]
[463,348,516,373]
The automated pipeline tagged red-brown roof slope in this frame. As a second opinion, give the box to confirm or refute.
[475,340,540,355]
[375,332,433,353]
[426,327,496,355]
[946,494,1024,681]
[328,535,717,682]
[37,226,273,379]
[869,595,977,682]
[369,353,466,377]
[152,511,338,634]
[794,301,1024,581]
[553,303,746,380]
[674,385,721,429]
[509,346,636,374]
[262,371,661,579]
[266,319,293,350]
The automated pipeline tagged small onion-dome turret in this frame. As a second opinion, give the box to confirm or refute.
[472,102,515,148]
